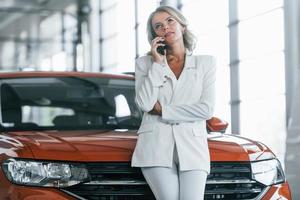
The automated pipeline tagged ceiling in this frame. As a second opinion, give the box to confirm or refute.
[0,0,78,35]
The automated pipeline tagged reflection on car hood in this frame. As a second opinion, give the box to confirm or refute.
[208,132,274,162]
[4,130,137,161]
[3,130,274,162]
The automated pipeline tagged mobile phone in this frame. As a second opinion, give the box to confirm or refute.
[157,41,166,55]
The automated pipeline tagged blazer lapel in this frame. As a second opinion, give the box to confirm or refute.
[170,55,197,103]
[184,54,196,70]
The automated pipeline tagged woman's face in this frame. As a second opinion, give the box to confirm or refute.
[151,11,185,44]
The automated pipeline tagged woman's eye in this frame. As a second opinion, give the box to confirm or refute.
[155,24,162,30]
[167,18,176,25]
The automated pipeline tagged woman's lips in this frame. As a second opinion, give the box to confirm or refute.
[164,32,174,37]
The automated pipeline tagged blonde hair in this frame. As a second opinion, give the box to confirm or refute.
[146,6,196,53]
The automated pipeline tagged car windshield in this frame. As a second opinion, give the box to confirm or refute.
[0,76,142,131]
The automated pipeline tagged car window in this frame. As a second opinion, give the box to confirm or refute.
[22,106,75,126]
[0,76,142,131]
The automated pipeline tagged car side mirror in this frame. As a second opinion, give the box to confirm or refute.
[206,117,228,133]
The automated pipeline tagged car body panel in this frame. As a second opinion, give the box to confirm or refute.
[1,130,273,163]
[0,72,292,199]
[0,71,134,80]
[261,182,292,200]
[0,130,137,162]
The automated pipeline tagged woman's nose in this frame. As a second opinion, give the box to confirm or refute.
[163,23,169,31]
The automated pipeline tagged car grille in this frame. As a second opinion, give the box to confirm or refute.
[62,162,267,200]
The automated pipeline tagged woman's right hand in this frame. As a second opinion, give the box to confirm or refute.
[151,37,166,64]
[148,101,162,116]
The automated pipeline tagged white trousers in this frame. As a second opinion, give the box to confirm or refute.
[141,145,207,200]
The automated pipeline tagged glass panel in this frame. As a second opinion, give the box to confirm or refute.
[238,0,283,20]
[137,0,158,56]
[17,42,27,68]
[0,2,78,71]
[182,0,230,131]
[240,96,286,160]
[102,38,118,67]
[215,65,231,133]
[238,3,286,164]
[40,58,52,71]
[64,14,77,30]
[101,0,137,72]
[138,24,150,56]
[239,9,284,59]
[182,0,228,31]
[240,52,285,100]
[115,0,135,72]
[101,0,118,10]
[137,0,158,23]
[116,29,135,72]
[102,66,117,73]
[181,0,195,4]
[101,8,117,39]
[1,41,15,69]
[0,77,141,131]
[115,94,131,117]
[194,28,229,64]
[38,11,76,70]
[40,13,62,40]
[22,106,74,126]
[52,51,68,71]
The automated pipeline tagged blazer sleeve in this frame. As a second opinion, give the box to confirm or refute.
[162,56,216,123]
[135,57,170,112]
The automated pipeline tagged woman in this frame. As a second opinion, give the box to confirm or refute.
[131,5,216,200]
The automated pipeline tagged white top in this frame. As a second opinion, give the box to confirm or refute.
[131,54,216,173]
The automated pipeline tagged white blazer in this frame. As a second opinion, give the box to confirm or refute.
[131,54,216,173]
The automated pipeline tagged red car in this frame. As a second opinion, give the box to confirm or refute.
[0,72,292,199]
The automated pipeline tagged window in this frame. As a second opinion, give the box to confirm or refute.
[22,106,74,126]
[137,0,159,56]
[100,0,136,73]
[39,9,77,71]
[237,0,285,162]
[182,0,231,132]
[0,77,141,131]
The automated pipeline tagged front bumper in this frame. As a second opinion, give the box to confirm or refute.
[0,182,292,200]
[262,182,292,200]
[0,162,292,200]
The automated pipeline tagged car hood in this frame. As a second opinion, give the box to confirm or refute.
[3,130,273,162]
[207,132,274,161]
[3,130,137,162]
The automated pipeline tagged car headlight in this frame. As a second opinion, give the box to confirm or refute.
[251,159,285,186]
[2,158,89,188]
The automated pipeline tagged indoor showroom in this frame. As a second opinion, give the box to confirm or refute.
[0,0,299,199]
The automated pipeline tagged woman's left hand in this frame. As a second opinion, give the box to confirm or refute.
[149,101,162,116]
